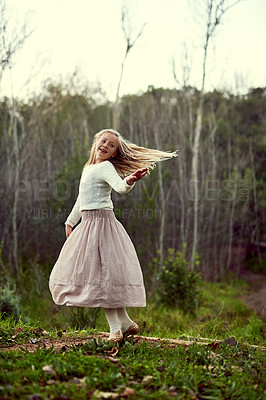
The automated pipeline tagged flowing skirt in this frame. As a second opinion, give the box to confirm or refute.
[49,210,146,308]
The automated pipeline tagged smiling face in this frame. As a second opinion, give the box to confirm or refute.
[95,131,119,163]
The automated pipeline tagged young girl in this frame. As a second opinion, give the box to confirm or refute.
[49,129,177,343]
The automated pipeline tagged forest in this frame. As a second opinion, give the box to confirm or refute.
[0,80,265,400]
[0,82,265,282]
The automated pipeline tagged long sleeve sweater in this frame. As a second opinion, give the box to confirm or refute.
[65,160,134,227]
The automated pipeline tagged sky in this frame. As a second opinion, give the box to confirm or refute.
[2,0,266,101]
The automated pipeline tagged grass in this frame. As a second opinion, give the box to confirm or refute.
[0,277,265,399]
[0,269,265,399]
[0,332,265,399]
[11,277,264,346]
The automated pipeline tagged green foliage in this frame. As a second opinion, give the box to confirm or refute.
[244,256,266,274]
[4,259,264,346]
[155,247,201,313]
[0,279,265,400]
[233,312,265,343]
[0,315,47,345]
[0,330,265,399]
[0,284,21,320]
[73,336,115,354]
[1,85,266,279]
[114,168,165,270]
[67,307,100,330]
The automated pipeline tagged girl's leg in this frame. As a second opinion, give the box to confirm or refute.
[117,308,135,333]
[103,308,121,337]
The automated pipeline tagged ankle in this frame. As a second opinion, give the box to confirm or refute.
[103,308,121,335]
[121,320,134,334]
[110,325,121,335]
[117,308,133,333]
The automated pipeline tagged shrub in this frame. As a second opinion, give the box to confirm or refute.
[155,247,201,313]
[67,307,100,330]
[0,284,21,320]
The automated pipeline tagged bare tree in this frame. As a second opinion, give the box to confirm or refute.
[154,122,165,264]
[0,0,33,83]
[0,0,33,270]
[189,0,241,270]
[113,1,146,130]
[249,142,261,263]
[173,45,194,248]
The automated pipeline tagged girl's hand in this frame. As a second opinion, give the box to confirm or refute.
[126,168,148,186]
[65,224,72,238]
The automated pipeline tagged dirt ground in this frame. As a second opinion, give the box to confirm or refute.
[0,333,214,353]
[240,269,266,321]
[2,331,264,354]
[0,268,265,353]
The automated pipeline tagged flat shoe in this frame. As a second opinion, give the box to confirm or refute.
[123,322,140,337]
[108,330,123,343]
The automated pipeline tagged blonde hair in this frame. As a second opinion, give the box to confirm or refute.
[85,129,178,177]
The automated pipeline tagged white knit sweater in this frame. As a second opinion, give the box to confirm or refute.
[65,161,134,227]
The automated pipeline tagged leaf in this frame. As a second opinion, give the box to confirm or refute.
[79,377,87,386]
[210,351,221,359]
[29,337,41,344]
[223,336,237,347]
[33,327,43,336]
[122,387,135,397]
[46,379,57,385]
[93,390,119,399]
[106,356,120,363]
[142,375,154,386]
[169,386,177,392]
[68,377,81,384]
[231,365,243,372]
[42,365,56,376]
[207,341,220,351]
[67,377,87,387]
[27,394,43,400]
[107,346,119,356]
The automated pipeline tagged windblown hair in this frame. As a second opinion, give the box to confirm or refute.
[85,129,178,177]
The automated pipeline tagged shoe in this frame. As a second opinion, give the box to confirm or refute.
[108,330,123,343]
[123,322,140,337]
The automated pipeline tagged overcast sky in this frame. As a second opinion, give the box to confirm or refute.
[2,0,266,100]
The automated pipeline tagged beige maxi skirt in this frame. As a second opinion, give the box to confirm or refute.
[49,210,146,308]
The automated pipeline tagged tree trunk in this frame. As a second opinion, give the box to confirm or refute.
[11,105,19,272]
[190,97,203,269]
[206,112,218,269]
[249,142,261,262]
[154,125,165,265]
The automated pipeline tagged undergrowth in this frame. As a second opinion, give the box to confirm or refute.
[0,275,265,400]
[2,269,264,346]
[0,334,265,399]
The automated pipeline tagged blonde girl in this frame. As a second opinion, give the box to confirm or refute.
[49,129,177,342]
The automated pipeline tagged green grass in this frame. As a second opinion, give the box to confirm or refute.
[12,278,264,346]
[93,280,264,346]
[5,260,263,345]
[0,334,265,399]
[0,277,265,399]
